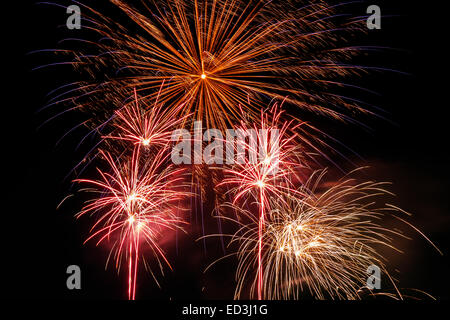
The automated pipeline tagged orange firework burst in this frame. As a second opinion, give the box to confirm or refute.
[46,0,371,131]
[76,147,189,299]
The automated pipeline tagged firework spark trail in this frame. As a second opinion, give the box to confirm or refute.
[38,1,378,257]
[33,0,432,300]
[58,82,192,197]
[60,82,195,200]
[215,169,441,300]
[75,147,190,299]
[42,0,375,132]
[104,85,193,150]
[217,103,307,299]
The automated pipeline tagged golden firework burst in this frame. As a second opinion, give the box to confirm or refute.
[49,0,370,131]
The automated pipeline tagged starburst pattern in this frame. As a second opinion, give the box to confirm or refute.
[217,103,307,299]
[45,0,371,132]
[218,169,441,300]
[76,147,189,299]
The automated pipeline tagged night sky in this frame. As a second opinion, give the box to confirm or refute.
[4,0,449,304]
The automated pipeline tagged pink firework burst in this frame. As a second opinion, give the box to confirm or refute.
[217,102,308,299]
[76,147,189,299]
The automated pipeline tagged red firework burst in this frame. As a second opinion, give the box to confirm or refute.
[76,147,189,299]
[217,102,307,299]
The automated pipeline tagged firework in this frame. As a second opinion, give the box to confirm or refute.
[34,0,438,301]
[216,103,307,299]
[103,86,192,151]
[219,169,441,300]
[45,0,371,132]
[75,147,189,299]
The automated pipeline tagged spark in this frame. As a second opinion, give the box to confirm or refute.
[256,180,265,188]
[217,103,306,299]
[75,147,190,299]
[48,0,371,131]
[127,193,137,203]
[127,215,136,224]
[220,169,441,300]
[104,86,192,150]
[34,0,433,301]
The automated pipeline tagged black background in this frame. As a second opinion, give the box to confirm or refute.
[4,0,449,306]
